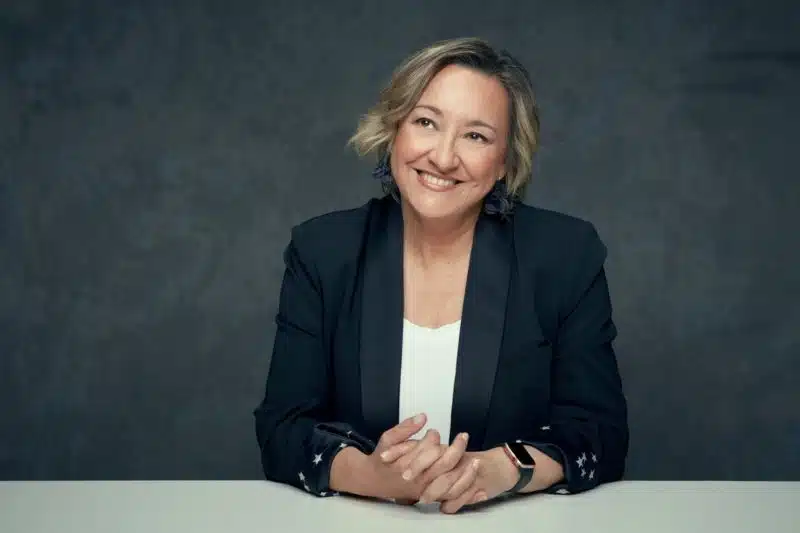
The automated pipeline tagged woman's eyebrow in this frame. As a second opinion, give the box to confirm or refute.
[413,104,497,132]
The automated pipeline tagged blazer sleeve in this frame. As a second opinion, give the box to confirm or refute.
[522,223,629,494]
[253,231,376,497]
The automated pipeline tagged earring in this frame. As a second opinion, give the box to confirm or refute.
[371,152,400,201]
[372,153,393,184]
[483,178,514,218]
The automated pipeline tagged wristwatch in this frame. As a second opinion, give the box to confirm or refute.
[502,441,536,493]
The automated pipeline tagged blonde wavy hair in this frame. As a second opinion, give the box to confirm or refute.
[348,37,540,200]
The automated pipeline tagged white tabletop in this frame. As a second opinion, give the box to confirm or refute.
[1,480,798,533]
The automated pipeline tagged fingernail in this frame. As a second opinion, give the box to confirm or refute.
[380,451,389,461]
[402,470,412,480]
[477,492,488,502]
[414,414,425,423]
[472,458,480,469]
[460,433,469,442]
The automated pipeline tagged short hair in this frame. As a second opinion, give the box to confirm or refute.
[349,37,540,200]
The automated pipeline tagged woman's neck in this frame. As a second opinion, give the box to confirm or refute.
[401,203,478,269]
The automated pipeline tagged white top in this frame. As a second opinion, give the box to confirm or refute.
[2,481,798,532]
[398,319,461,443]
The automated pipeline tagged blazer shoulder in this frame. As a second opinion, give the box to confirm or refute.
[512,203,608,271]
[285,197,380,273]
[515,203,603,244]
[512,204,612,328]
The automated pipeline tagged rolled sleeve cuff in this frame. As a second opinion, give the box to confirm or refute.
[298,422,376,497]
[521,439,601,495]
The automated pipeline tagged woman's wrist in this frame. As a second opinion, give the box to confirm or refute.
[486,445,564,494]
[521,445,565,492]
[330,446,382,498]
[330,446,369,495]
[487,447,522,492]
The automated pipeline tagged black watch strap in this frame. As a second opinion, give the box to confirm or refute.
[508,465,534,493]
[503,442,536,494]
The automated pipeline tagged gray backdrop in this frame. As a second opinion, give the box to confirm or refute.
[1,0,798,481]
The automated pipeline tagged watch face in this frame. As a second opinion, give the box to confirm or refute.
[506,442,536,468]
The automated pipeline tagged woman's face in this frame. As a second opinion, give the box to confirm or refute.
[391,64,510,223]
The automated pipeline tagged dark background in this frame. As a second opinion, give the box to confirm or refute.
[1,0,798,481]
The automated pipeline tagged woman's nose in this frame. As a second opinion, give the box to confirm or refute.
[429,137,460,173]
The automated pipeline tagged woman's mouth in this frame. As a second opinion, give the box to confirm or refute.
[416,170,460,191]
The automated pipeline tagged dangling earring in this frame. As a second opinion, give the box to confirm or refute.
[483,178,514,218]
[371,152,400,201]
[372,153,393,183]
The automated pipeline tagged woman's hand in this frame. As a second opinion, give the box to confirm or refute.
[378,429,471,504]
[425,447,519,514]
[350,413,447,502]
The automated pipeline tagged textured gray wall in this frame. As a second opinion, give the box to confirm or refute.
[1,0,798,480]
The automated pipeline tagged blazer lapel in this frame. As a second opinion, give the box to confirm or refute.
[450,214,512,448]
[359,199,404,440]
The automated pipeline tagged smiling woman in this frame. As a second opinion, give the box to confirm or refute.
[352,39,539,219]
[390,66,509,222]
[254,37,629,514]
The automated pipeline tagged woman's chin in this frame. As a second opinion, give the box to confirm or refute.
[404,196,469,222]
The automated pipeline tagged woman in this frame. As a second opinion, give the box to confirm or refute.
[254,37,628,514]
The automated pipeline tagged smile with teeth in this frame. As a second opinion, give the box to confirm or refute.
[417,170,460,190]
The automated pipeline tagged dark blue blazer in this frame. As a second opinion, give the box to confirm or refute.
[254,195,628,498]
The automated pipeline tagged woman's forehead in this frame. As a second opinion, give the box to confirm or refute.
[415,65,509,129]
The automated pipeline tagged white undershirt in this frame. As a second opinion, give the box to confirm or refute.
[398,319,461,444]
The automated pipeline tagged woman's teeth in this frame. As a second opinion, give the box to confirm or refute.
[420,172,458,188]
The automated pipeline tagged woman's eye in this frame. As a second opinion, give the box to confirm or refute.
[467,132,488,143]
[415,117,434,128]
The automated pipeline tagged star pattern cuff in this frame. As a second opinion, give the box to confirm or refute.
[520,425,602,495]
[296,422,376,497]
